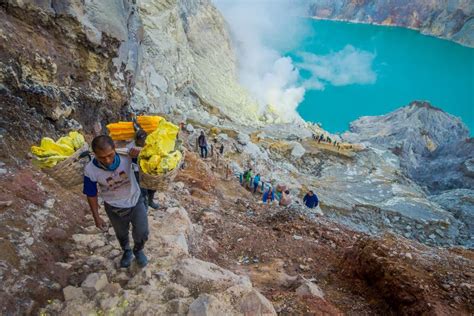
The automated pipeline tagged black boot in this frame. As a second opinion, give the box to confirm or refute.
[120,249,133,268]
[147,190,159,209]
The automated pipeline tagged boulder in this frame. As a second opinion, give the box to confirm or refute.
[239,289,277,316]
[81,273,108,294]
[160,207,194,237]
[187,294,233,316]
[295,280,325,299]
[173,258,251,293]
[291,143,306,159]
[237,133,250,145]
[72,234,96,247]
[63,286,86,301]
[167,298,193,314]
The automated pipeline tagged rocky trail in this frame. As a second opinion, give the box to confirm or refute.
[2,149,470,315]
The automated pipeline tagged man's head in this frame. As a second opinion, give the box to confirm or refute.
[308,190,314,196]
[200,131,204,136]
[92,135,116,167]
[285,190,290,194]
[135,129,147,147]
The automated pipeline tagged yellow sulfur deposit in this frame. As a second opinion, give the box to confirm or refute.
[31,131,85,168]
[139,119,182,175]
[107,116,163,140]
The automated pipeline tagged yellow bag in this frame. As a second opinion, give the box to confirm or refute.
[107,116,164,141]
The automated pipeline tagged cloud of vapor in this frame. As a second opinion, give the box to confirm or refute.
[298,45,377,88]
[213,0,309,121]
[212,1,377,122]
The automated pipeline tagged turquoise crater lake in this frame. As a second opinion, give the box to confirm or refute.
[284,19,474,134]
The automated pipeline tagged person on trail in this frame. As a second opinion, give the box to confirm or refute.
[280,190,292,207]
[244,168,253,189]
[198,131,208,159]
[84,135,149,268]
[220,143,224,154]
[303,190,319,209]
[252,173,261,193]
[126,130,159,210]
[262,187,275,204]
[275,184,283,202]
[318,134,324,143]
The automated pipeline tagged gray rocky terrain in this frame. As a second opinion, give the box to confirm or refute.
[0,0,473,314]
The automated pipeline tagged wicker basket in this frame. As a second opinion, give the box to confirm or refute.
[139,151,185,191]
[43,144,90,188]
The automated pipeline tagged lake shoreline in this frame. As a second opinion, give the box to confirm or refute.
[306,16,474,49]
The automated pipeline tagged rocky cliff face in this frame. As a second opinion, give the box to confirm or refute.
[0,0,260,156]
[131,0,260,124]
[343,101,473,193]
[342,101,473,247]
[1,1,134,151]
[308,0,474,47]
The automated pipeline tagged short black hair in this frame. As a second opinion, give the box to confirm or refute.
[135,129,147,141]
[92,135,115,152]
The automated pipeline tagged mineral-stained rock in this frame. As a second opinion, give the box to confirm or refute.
[291,142,306,159]
[63,286,86,301]
[188,294,234,316]
[173,258,252,294]
[239,289,277,316]
[295,280,325,299]
[167,298,193,314]
[81,273,108,294]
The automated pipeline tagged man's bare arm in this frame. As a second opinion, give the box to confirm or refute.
[87,196,106,230]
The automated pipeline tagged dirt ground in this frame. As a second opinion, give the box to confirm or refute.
[172,151,474,315]
[0,145,472,315]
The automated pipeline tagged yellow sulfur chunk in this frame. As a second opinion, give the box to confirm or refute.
[39,137,75,156]
[30,132,86,169]
[68,131,85,150]
[139,119,181,175]
[33,155,70,168]
[57,137,75,151]
[158,150,182,173]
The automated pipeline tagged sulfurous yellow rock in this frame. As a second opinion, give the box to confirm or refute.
[139,119,182,175]
[31,131,85,168]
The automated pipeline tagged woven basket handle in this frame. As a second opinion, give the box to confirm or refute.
[77,150,92,162]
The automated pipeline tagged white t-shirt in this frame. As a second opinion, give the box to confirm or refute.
[125,142,139,172]
[84,154,140,208]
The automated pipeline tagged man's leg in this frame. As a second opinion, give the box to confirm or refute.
[130,198,149,267]
[104,204,133,267]
[204,146,208,158]
[105,204,131,250]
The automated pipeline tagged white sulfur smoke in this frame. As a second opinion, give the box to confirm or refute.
[298,45,377,88]
[213,0,377,122]
[213,0,308,122]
